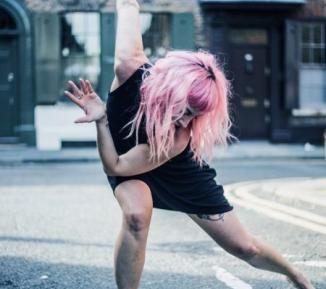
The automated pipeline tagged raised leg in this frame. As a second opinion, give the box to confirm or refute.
[188,211,315,289]
[114,179,153,289]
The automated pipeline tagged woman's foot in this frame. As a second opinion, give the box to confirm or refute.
[286,269,315,289]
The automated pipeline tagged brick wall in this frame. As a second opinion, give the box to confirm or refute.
[24,0,205,50]
[24,0,197,12]
[301,0,326,17]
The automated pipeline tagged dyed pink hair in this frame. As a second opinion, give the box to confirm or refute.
[124,50,233,167]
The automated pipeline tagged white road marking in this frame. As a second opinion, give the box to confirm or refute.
[213,246,224,253]
[234,186,326,226]
[273,178,326,208]
[282,254,304,258]
[213,265,252,289]
[225,179,326,235]
[40,275,49,280]
[247,177,326,208]
[274,190,326,208]
[293,261,326,268]
[225,191,326,235]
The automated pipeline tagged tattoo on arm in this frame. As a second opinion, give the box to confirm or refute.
[196,213,225,222]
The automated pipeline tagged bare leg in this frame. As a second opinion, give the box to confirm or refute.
[114,180,153,289]
[188,211,315,289]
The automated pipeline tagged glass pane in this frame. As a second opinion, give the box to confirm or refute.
[299,68,326,109]
[84,57,100,86]
[67,13,85,35]
[313,24,322,44]
[141,13,170,62]
[85,36,100,56]
[301,47,310,63]
[86,14,100,34]
[301,24,310,44]
[229,29,268,45]
[0,8,16,29]
[60,12,100,102]
[312,48,324,64]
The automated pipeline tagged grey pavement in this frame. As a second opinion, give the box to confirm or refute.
[0,159,325,288]
[0,140,325,165]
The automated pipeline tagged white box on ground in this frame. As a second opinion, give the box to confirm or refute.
[35,103,96,150]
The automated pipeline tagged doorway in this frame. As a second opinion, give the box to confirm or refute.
[0,6,18,140]
[228,28,270,139]
[0,37,17,138]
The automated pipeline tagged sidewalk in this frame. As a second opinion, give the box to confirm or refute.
[213,140,325,160]
[0,140,324,165]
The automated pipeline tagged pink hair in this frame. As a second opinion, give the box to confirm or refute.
[124,50,233,167]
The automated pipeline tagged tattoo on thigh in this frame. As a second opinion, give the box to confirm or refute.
[196,213,225,222]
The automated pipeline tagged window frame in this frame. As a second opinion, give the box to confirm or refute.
[0,7,18,35]
[288,19,326,115]
[299,20,326,68]
[140,12,171,62]
[59,11,101,102]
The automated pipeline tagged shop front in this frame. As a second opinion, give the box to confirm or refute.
[200,0,326,143]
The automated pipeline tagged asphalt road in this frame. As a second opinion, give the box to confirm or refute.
[0,158,325,289]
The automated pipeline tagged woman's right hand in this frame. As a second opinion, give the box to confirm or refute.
[64,79,107,124]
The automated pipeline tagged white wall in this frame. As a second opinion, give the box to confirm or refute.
[35,103,96,150]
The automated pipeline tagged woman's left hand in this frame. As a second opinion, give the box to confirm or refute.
[64,79,106,123]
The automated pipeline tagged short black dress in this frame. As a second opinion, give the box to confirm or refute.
[106,63,233,215]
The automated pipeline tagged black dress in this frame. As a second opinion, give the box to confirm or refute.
[106,63,233,215]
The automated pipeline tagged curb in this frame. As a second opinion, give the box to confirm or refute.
[0,155,324,166]
[0,157,100,166]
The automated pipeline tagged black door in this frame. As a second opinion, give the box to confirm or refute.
[229,29,270,139]
[0,37,17,138]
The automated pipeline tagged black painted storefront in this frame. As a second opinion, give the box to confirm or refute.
[201,1,326,143]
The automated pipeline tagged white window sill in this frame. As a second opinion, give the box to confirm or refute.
[292,108,326,117]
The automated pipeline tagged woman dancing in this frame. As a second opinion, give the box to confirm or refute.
[64,0,315,288]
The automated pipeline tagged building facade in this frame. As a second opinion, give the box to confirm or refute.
[0,0,196,148]
[200,0,326,143]
[1,0,325,148]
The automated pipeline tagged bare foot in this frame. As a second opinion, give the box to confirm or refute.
[286,270,315,289]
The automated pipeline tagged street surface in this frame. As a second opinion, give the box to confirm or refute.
[0,158,325,289]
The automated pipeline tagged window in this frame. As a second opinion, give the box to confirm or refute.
[300,23,325,64]
[298,22,326,111]
[229,29,268,45]
[140,13,170,62]
[0,8,16,30]
[60,13,100,102]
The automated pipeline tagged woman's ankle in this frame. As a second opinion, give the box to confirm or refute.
[286,269,315,289]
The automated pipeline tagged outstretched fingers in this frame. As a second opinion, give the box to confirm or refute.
[79,78,88,95]
[85,80,94,93]
[64,90,83,108]
[74,115,93,123]
[68,80,82,97]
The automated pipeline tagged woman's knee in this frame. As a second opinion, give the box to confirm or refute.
[114,179,153,234]
[230,239,260,262]
[123,210,152,234]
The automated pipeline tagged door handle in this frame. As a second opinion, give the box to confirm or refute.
[9,97,14,105]
[8,72,14,82]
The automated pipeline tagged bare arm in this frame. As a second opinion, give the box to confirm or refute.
[65,66,190,176]
[111,0,149,91]
[65,78,187,179]
[96,115,191,177]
